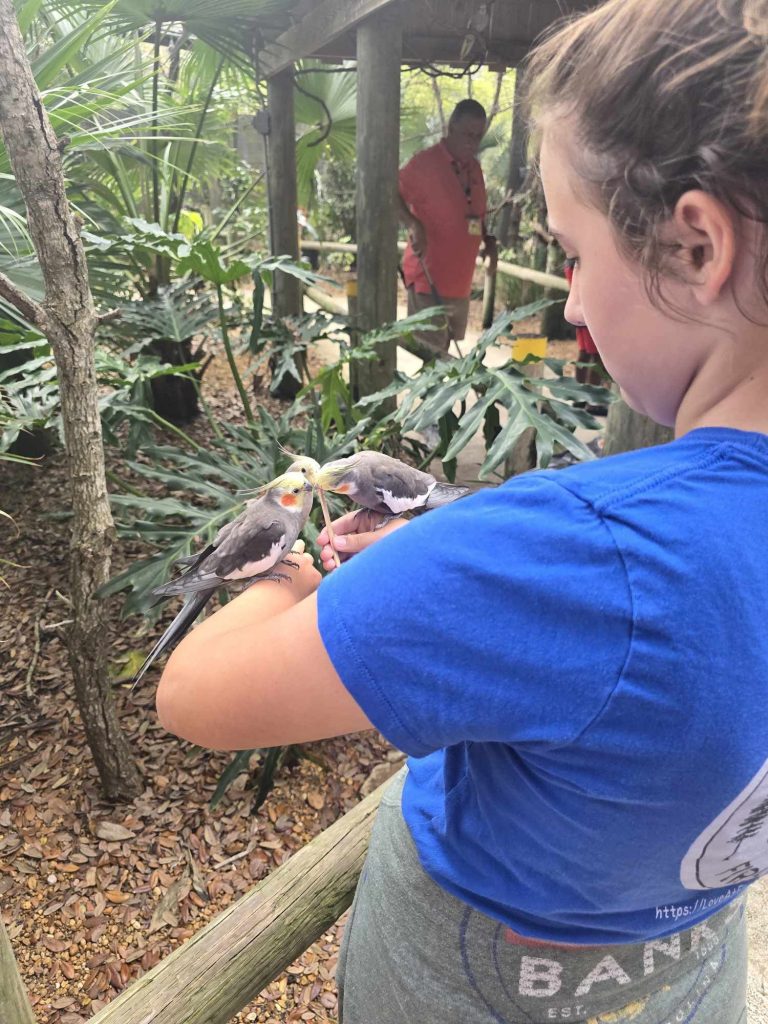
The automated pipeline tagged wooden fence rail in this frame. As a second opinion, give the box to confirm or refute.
[1,782,387,1024]
[0,918,37,1024]
[299,239,570,292]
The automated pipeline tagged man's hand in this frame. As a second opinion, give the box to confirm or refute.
[408,218,427,257]
[317,510,408,572]
[482,233,498,272]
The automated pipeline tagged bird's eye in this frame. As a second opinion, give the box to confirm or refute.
[293,487,300,494]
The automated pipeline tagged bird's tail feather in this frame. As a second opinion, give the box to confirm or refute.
[131,589,214,691]
[152,569,223,598]
[425,482,471,509]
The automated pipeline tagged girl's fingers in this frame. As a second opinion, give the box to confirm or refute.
[317,509,378,546]
[319,519,409,571]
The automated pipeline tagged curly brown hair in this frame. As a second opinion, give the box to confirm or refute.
[525,0,768,303]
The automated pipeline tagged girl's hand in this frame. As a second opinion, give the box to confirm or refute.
[317,510,408,571]
[278,551,322,599]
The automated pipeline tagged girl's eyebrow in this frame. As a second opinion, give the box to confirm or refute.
[549,226,576,251]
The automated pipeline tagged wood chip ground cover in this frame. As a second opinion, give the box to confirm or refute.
[0,354,394,1023]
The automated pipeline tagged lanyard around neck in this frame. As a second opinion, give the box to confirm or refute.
[451,159,474,204]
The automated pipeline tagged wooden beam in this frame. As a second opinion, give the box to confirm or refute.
[299,241,568,291]
[87,782,389,1024]
[259,0,397,78]
[354,9,402,402]
[305,281,456,364]
[496,258,569,293]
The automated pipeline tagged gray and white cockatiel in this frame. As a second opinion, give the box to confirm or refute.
[132,472,313,688]
[305,451,470,517]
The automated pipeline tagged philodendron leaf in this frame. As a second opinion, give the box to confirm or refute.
[175,240,251,284]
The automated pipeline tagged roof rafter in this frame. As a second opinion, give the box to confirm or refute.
[259,0,397,77]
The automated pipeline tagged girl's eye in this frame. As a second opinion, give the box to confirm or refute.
[563,256,579,271]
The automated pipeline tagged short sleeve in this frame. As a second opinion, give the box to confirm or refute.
[399,152,425,208]
[317,472,633,758]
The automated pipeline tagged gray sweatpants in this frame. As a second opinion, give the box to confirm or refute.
[337,770,748,1024]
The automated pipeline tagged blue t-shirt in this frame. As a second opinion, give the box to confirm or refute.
[317,428,768,944]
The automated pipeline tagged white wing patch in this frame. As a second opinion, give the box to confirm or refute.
[378,480,435,514]
[223,537,286,580]
[680,755,768,890]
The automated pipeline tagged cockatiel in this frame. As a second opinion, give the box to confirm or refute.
[309,451,470,517]
[131,472,313,689]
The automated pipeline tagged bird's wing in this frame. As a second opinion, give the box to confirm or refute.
[368,460,434,513]
[210,517,292,580]
[152,519,290,597]
[423,481,471,509]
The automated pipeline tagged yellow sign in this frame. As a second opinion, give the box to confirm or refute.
[511,335,547,361]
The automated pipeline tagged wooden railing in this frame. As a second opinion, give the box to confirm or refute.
[300,240,567,363]
[299,239,570,292]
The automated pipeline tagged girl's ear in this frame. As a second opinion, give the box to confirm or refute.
[670,190,736,305]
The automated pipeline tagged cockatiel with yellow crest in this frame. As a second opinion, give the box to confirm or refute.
[132,471,313,688]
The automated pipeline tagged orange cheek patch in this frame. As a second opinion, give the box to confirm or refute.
[280,494,298,507]
[334,482,351,494]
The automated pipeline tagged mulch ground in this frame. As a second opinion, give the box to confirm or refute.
[0,347,398,1024]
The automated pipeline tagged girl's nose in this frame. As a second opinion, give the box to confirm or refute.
[564,280,586,328]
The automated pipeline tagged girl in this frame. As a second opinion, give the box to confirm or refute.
[157,1,768,1020]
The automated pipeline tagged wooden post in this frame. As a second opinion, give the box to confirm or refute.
[0,919,37,1024]
[267,68,302,319]
[346,275,360,400]
[497,68,528,249]
[266,67,304,397]
[355,10,402,405]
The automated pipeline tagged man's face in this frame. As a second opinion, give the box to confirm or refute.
[446,115,486,162]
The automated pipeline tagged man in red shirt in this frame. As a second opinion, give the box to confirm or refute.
[399,99,497,354]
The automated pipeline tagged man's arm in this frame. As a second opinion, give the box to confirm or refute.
[399,192,426,257]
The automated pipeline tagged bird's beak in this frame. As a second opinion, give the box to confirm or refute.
[303,480,313,493]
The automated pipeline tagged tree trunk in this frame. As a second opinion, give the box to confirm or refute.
[0,3,142,799]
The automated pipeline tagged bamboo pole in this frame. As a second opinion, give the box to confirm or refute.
[0,919,37,1024]
[87,781,388,1024]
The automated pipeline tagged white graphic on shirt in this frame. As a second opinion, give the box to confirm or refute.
[573,956,631,997]
[518,956,562,997]
[681,755,768,889]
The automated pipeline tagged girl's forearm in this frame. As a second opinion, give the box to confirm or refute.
[168,557,321,648]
